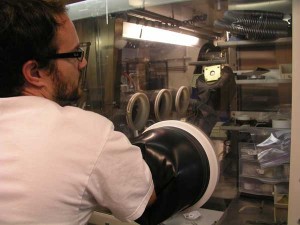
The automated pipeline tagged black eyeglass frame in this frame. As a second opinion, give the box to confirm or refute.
[47,48,85,62]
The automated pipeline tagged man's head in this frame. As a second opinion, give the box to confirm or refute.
[0,0,87,105]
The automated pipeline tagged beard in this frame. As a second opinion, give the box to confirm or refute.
[53,70,83,106]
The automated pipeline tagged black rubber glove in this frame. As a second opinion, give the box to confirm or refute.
[133,126,210,225]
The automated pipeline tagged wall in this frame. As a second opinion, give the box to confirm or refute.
[121,42,204,90]
[237,45,292,70]
[148,44,203,89]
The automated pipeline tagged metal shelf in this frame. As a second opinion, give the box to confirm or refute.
[220,125,290,133]
[189,59,226,66]
[235,79,292,85]
[216,37,292,48]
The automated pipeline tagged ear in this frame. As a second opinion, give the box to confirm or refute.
[22,60,45,87]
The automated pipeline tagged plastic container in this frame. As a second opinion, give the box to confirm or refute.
[239,177,273,196]
[279,64,292,79]
[240,160,285,179]
[239,143,258,160]
[274,183,289,223]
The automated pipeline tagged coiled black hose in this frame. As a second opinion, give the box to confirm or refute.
[224,10,285,20]
[214,19,289,40]
[233,18,288,30]
[214,10,290,40]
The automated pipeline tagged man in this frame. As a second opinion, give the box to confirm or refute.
[0,1,155,224]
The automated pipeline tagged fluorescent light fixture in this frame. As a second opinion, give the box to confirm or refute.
[128,0,144,8]
[122,22,200,46]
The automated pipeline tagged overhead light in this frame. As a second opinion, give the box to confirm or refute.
[128,0,143,8]
[122,22,200,46]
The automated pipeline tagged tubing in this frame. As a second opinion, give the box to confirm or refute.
[214,18,289,40]
[224,10,285,20]
[233,18,288,30]
[214,10,290,40]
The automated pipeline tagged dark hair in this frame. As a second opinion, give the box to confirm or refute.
[0,0,67,97]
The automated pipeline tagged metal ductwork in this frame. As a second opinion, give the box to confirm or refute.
[228,0,292,15]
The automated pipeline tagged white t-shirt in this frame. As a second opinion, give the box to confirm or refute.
[0,96,154,225]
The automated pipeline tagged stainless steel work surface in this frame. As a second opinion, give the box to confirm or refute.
[162,208,223,225]
[216,196,275,225]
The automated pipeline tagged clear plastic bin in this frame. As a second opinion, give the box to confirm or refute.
[274,183,289,223]
[240,160,285,179]
[239,177,273,196]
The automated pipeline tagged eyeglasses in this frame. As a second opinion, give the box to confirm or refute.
[47,48,85,62]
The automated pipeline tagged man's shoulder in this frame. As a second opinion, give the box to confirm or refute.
[19,96,113,129]
[63,105,112,126]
